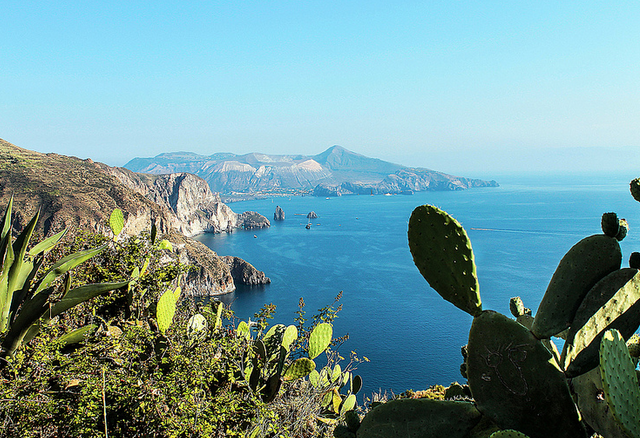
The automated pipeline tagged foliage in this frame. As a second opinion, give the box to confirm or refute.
[0,207,364,437]
[0,198,128,360]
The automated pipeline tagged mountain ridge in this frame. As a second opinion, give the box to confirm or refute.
[124,145,498,199]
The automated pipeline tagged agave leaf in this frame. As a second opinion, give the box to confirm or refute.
[56,324,99,347]
[32,244,107,295]
[1,287,53,356]
[7,210,39,294]
[9,256,43,323]
[0,197,13,257]
[27,228,67,257]
[27,228,68,257]
[48,281,129,319]
[0,275,9,332]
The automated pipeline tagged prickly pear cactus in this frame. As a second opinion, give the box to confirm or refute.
[408,205,481,317]
[562,268,640,377]
[283,357,315,381]
[356,398,482,438]
[630,177,640,203]
[601,212,621,237]
[467,311,585,438]
[489,431,530,438]
[599,329,640,438]
[109,208,124,237]
[308,322,332,359]
[156,286,181,334]
[532,234,622,338]
[571,367,628,438]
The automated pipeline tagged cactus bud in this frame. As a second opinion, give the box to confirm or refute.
[601,212,620,237]
[509,296,526,317]
[630,252,640,269]
[630,177,640,202]
[616,218,628,241]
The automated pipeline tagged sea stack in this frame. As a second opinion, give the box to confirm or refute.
[274,206,285,221]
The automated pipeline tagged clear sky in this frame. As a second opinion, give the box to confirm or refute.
[2,1,639,176]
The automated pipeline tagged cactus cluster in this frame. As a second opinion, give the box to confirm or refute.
[237,321,334,403]
[355,178,640,438]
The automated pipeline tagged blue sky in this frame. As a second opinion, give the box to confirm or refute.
[2,1,639,176]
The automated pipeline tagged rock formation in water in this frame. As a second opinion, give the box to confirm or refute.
[307,211,318,219]
[0,138,267,296]
[221,256,271,285]
[274,206,285,221]
[239,211,271,229]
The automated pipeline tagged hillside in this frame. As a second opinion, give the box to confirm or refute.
[124,145,498,199]
[0,138,270,295]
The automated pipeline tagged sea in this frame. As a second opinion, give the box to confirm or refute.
[194,172,640,398]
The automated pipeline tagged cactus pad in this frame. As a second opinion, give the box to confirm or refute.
[408,205,481,317]
[630,177,640,203]
[308,322,332,359]
[571,367,628,438]
[156,286,180,334]
[467,311,584,438]
[109,208,124,237]
[599,329,640,438]
[356,398,481,438]
[562,268,640,377]
[509,297,526,318]
[532,234,622,338]
[489,431,530,438]
[601,212,620,237]
[283,357,315,381]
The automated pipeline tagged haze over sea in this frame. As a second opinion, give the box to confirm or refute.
[195,172,640,397]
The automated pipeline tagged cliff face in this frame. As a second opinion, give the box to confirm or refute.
[0,139,269,296]
[98,166,242,236]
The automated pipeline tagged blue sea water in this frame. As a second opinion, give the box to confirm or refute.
[194,172,640,397]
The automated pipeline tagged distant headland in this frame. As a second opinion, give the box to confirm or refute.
[124,145,498,202]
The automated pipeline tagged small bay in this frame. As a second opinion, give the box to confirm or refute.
[194,172,640,397]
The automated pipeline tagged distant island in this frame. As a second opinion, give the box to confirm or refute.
[124,145,498,201]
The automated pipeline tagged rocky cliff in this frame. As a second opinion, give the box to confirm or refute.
[97,165,270,236]
[0,138,269,296]
[221,256,271,285]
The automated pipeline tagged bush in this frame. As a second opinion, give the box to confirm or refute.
[0,225,363,437]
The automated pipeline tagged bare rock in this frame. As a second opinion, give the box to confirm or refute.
[274,205,285,221]
[307,211,318,219]
[221,256,271,285]
[239,211,270,229]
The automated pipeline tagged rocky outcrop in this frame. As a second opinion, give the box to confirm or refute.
[98,167,232,236]
[220,256,271,285]
[274,206,285,221]
[307,211,318,219]
[0,139,266,296]
[239,211,270,229]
